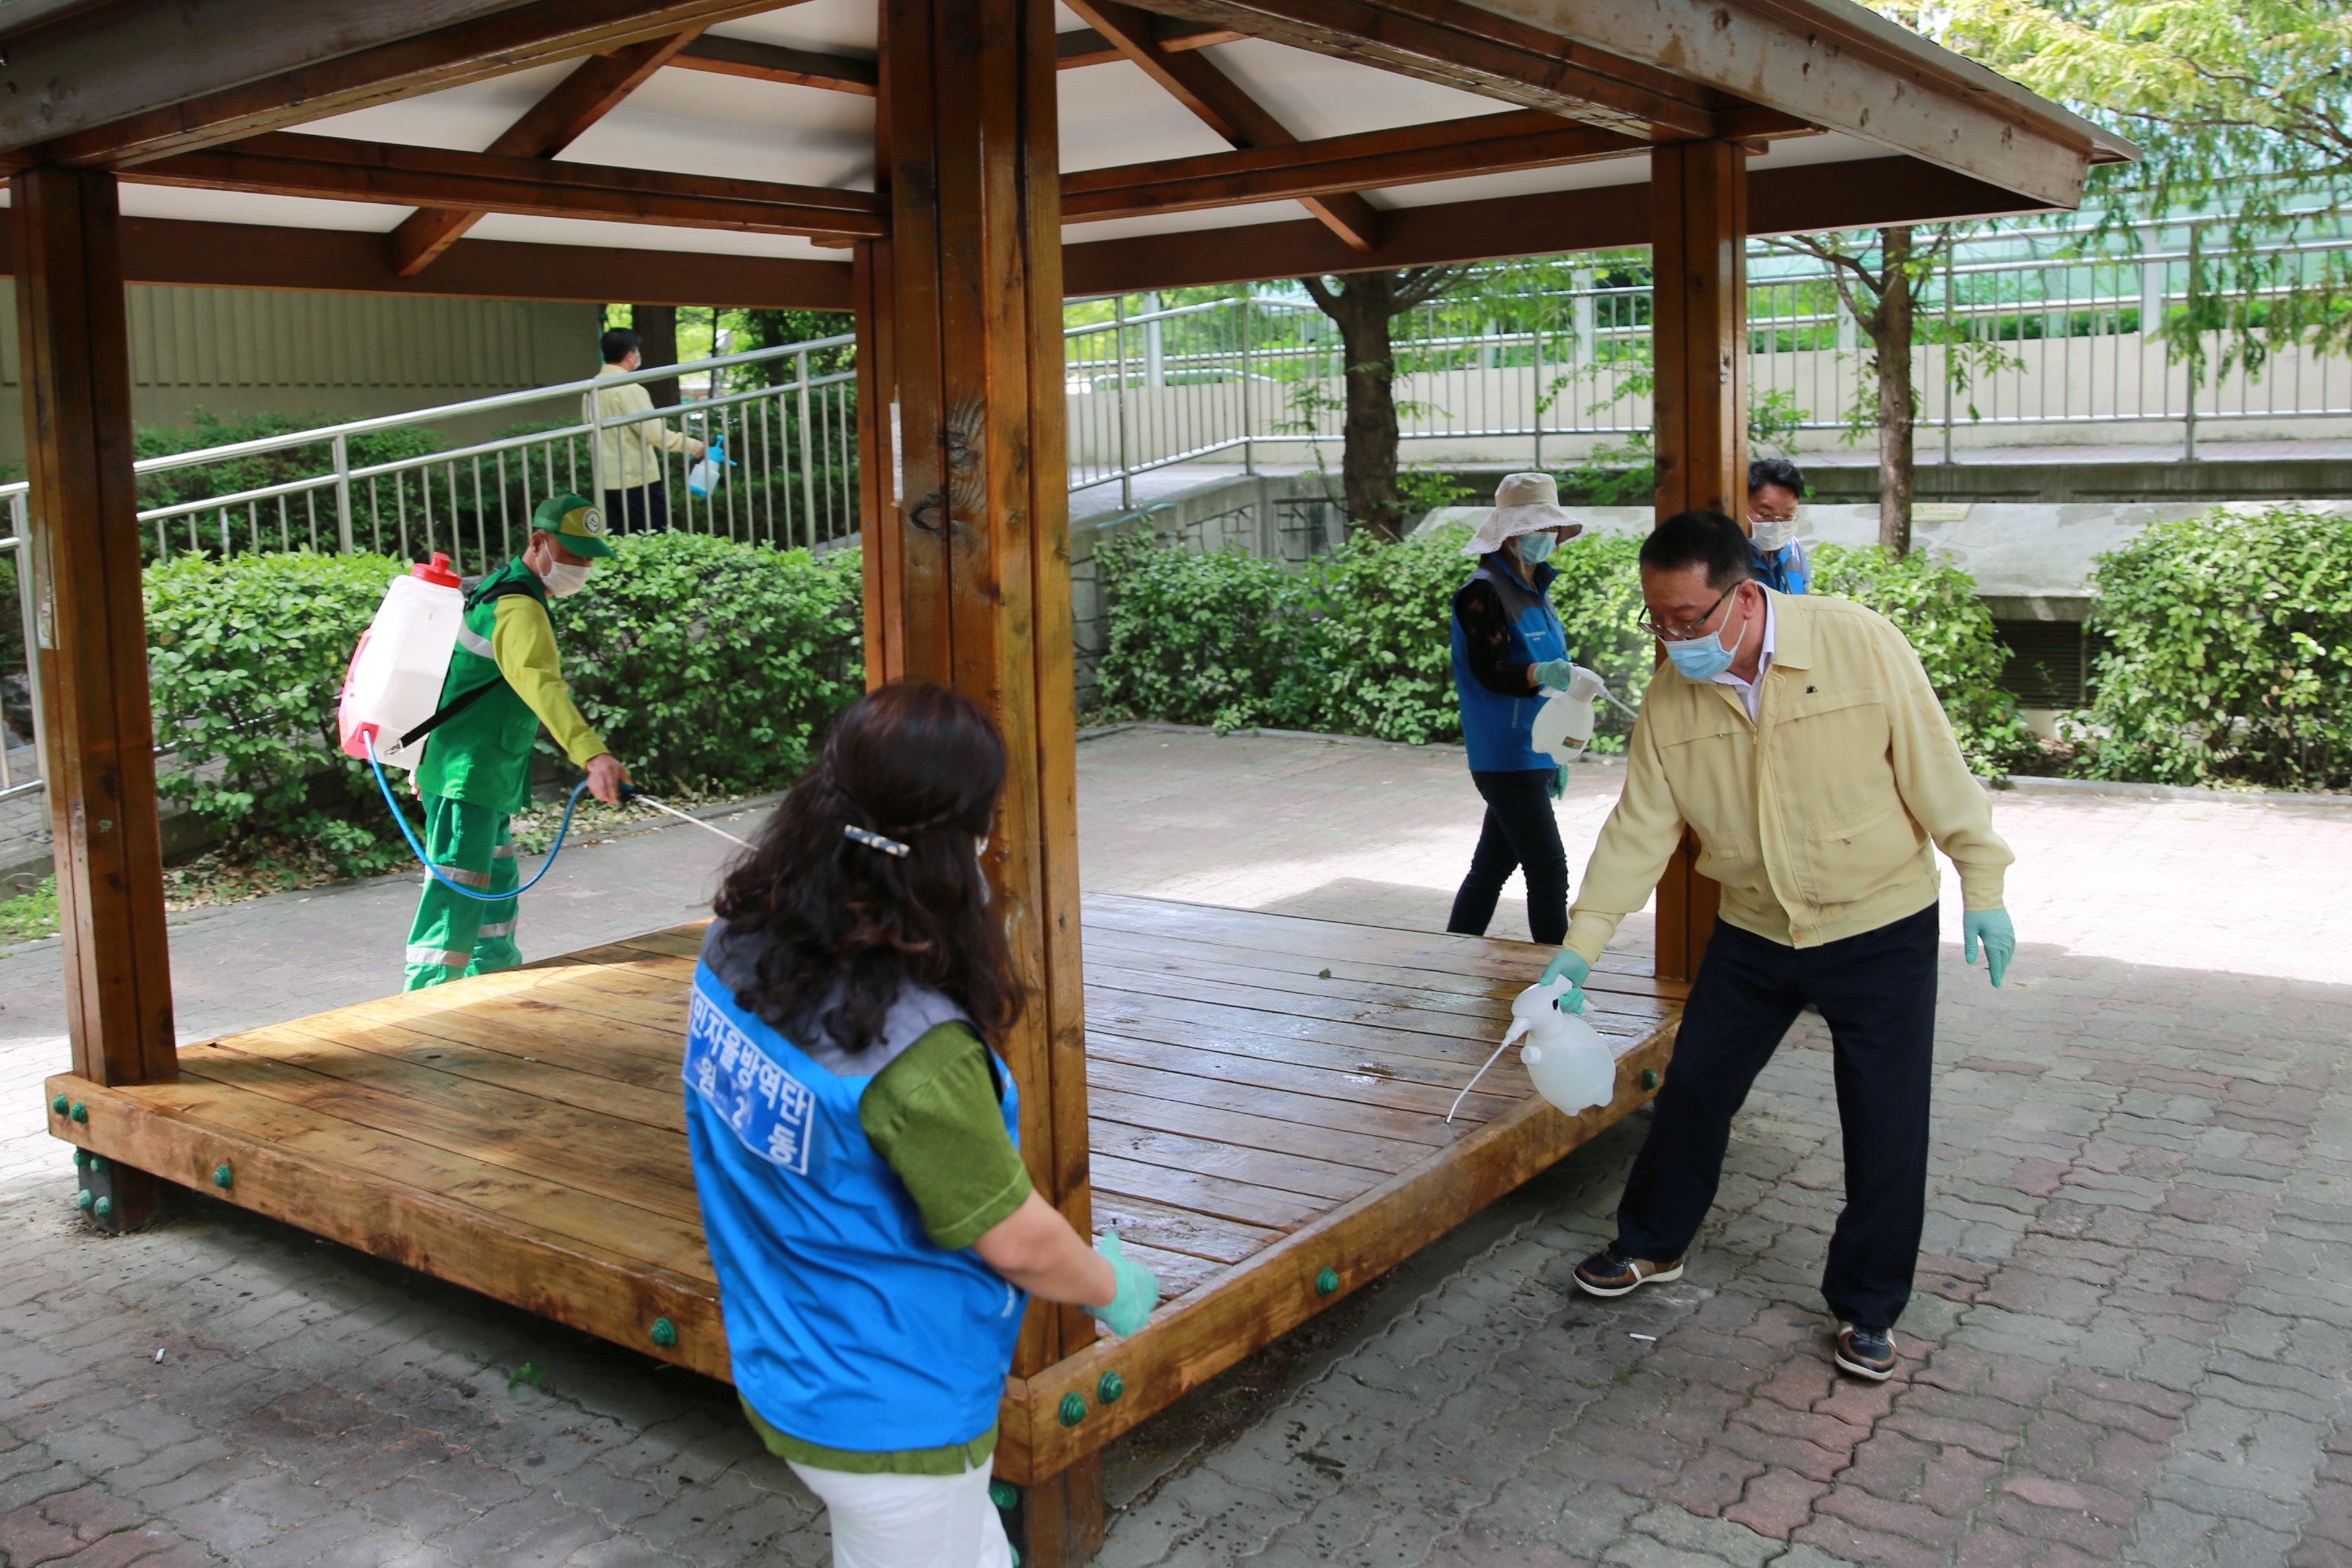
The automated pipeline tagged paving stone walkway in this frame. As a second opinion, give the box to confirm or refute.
[3,726,2350,1566]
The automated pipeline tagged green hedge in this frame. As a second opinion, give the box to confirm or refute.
[144,534,861,876]
[1097,526,2029,769]
[2071,505,2352,790]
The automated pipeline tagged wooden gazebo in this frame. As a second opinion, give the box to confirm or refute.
[18,0,2126,1559]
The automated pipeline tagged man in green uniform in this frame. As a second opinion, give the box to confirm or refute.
[403,494,630,990]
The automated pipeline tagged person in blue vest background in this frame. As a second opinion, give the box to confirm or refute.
[1748,456,1812,594]
[685,679,1158,1568]
[1445,471,1584,947]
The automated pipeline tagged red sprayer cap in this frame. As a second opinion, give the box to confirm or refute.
[412,552,461,588]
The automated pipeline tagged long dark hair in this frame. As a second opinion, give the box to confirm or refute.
[712,679,1022,1054]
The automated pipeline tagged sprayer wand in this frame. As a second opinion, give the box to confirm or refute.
[619,785,754,849]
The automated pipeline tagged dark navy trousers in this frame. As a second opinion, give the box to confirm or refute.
[1616,904,1940,1328]
[1447,768,1570,946]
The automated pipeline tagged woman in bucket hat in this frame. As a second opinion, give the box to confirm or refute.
[1445,472,1584,946]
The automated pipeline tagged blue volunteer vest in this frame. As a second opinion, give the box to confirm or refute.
[1450,555,1569,772]
[1752,538,1811,595]
[683,959,1027,1453]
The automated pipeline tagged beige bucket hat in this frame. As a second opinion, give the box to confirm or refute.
[1462,471,1584,557]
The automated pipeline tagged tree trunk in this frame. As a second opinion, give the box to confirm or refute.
[1316,272,1405,541]
[632,303,682,410]
[1871,227,1916,557]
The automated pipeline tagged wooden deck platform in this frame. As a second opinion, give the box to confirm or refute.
[43,893,1683,1483]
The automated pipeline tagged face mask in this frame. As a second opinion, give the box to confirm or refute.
[1750,515,1798,552]
[1515,531,1557,566]
[538,561,591,598]
[1664,591,1743,682]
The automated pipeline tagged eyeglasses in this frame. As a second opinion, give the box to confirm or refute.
[1639,583,1739,643]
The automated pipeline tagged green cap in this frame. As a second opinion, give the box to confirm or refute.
[531,492,616,558]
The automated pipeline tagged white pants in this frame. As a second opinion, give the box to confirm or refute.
[789,1460,1016,1568]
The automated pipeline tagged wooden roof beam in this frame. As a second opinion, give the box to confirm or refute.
[37,0,797,170]
[671,35,879,93]
[131,131,888,240]
[1055,20,1244,67]
[392,28,706,278]
[1066,110,1648,220]
[1124,0,2116,205]
[1063,0,1381,253]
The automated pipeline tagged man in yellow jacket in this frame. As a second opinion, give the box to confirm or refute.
[588,327,706,532]
[1543,509,2015,1383]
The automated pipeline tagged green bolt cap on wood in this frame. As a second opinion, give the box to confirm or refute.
[89,1155,106,1176]
[1641,1068,1661,1091]
[1058,1392,1086,1427]
[649,1317,678,1349]
[70,1101,87,1123]
[72,1148,87,1170]
[93,1196,112,1219]
[1315,1267,1341,1297]
[74,1189,93,1211]
[50,1094,67,1116]
[1098,1371,1125,1405]
[989,1480,1019,1511]
[213,1163,234,1190]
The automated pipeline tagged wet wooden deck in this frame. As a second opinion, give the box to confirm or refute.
[45,892,1683,1481]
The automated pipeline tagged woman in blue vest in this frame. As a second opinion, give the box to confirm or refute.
[686,680,1158,1567]
[1445,472,1583,947]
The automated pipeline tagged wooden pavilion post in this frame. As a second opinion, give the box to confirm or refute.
[869,0,1099,1557]
[1648,140,1748,982]
[15,165,175,1229]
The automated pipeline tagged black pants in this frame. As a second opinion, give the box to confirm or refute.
[1617,905,1939,1328]
[601,480,669,533]
[1446,768,1568,946]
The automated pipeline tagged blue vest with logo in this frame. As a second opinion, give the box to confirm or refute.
[1450,555,1569,772]
[683,959,1027,1453]
[1752,538,1811,595]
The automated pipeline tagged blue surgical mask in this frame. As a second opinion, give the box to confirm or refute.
[1515,531,1557,566]
[1665,600,1742,681]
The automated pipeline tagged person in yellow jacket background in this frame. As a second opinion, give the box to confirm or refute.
[1543,509,2016,1384]
[402,494,630,990]
[587,327,707,533]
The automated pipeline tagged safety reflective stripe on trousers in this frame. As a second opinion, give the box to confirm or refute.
[492,843,517,860]
[477,920,517,938]
[431,864,493,889]
[406,946,474,970]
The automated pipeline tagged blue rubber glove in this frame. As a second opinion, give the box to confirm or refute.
[1540,948,1591,989]
[1530,658,1576,691]
[1964,908,2015,988]
[1546,765,1566,800]
[1085,1231,1159,1337]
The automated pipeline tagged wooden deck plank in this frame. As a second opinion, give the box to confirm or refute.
[1087,1122,1372,1203]
[1089,1087,1425,1174]
[1088,957,1668,1037]
[1086,1193,1284,1266]
[162,1055,716,1278]
[1086,1154,1324,1232]
[1089,986,1656,1066]
[275,1015,686,1135]
[329,994,686,1091]
[1089,1057,1481,1147]
[1091,1043,1514,1128]
[1085,1031,1518,1122]
[188,1034,703,1224]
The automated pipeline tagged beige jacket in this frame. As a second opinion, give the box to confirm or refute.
[1565,589,2012,961]
[585,366,691,489]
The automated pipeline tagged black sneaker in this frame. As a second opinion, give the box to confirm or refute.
[1834,1323,1898,1380]
[1573,1243,1685,1298]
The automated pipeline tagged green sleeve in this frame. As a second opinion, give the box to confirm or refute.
[490,594,607,767]
[860,1022,1032,1252]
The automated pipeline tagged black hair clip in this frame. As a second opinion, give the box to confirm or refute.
[842,824,911,858]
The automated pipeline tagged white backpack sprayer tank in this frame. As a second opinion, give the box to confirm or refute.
[337,552,464,772]
[1449,976,1620,1123]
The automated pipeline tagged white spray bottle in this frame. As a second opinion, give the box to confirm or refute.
[1531,665,1640,765]
[1447,976,1619,1123]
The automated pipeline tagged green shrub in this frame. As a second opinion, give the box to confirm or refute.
[556,531,863,792]
[145,550,410,875]
[2070,505,2352,790]
[1808,544,2038,772]
[1095,533,1306,731]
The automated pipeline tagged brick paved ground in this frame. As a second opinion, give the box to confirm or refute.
[4,727,2350,1566]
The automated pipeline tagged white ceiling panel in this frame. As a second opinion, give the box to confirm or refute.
[707,0,877,55]
[1061,198,1319,247]
[463,213,845,261]
[301,63,578,152]
[1200,36,1515,140]
[565,67,876,188]
[120,184,406,233]
[1058,58,1232,173]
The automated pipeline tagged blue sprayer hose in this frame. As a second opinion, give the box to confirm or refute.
[364,730,589,902]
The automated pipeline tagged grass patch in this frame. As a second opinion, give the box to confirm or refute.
[0,876,57,944]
